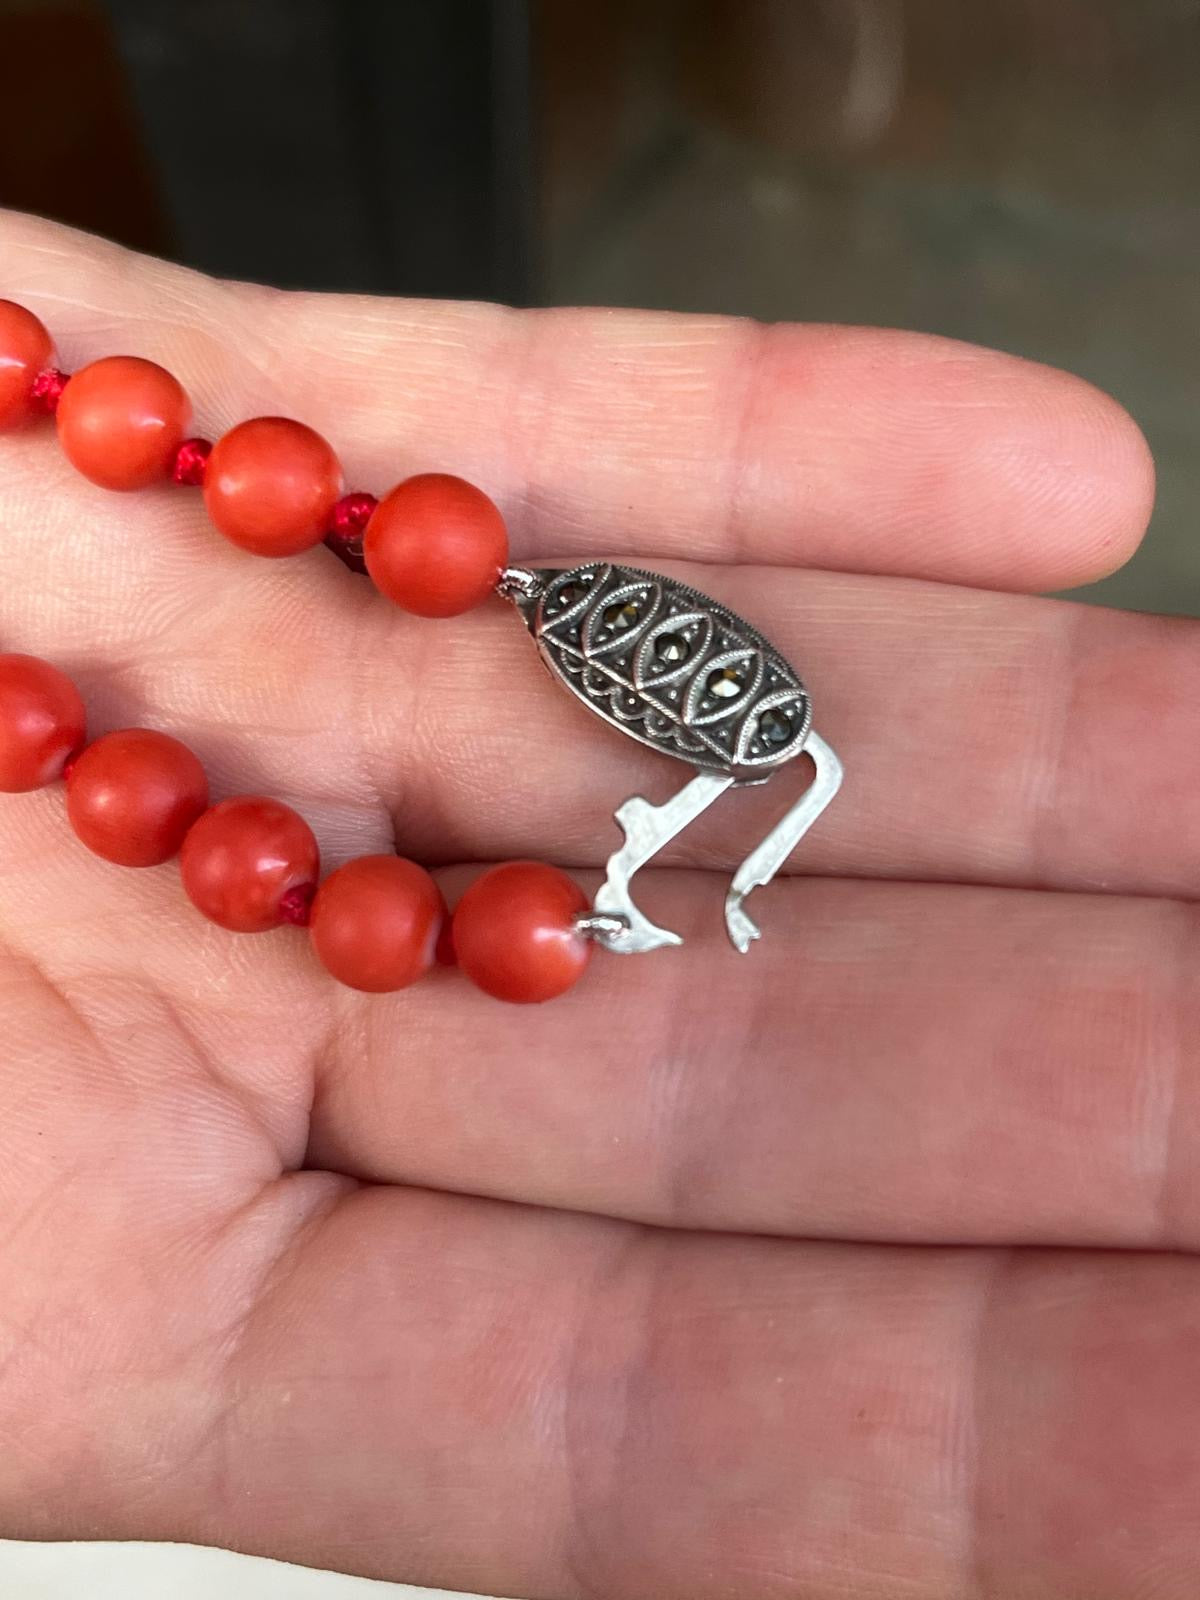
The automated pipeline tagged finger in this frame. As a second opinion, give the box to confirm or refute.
[305,872,1199,1247]
[339,563,1200,899]
[13,1182,1199,1600]
[1,728,1194,1251]
[1,438,1196,897]
[2,207,1152,589]
[5,784,1192,1250]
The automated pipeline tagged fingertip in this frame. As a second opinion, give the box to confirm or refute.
[942,349,1156,594]
[1042,373,1156,588]
[722,326,1161,593]
[0,210,1161,597]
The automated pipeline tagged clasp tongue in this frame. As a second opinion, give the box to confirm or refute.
[590,770,735,954]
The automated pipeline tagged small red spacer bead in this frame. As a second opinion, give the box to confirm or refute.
[331,491,378,538]
[324,490,378,574]
[278,882,317,926]
[61,749,83,784]
[30,368,70,415]
[172,436,213,487]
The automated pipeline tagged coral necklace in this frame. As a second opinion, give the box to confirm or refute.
[0,297,839,1004]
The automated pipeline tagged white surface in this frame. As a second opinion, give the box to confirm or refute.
[0,1541,507,1599]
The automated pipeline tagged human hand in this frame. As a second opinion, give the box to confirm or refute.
[0,209,1192,1600]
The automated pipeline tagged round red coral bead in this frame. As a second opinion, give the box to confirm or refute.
[56,355,192,489]
[364,473,509,617]
[66,728,209,867]
[310,854,444,993]
[204,417,343,557]
[0,301,54,430]
[180,796,319,932]
[0,653,86,792]
[451,861,591,1003]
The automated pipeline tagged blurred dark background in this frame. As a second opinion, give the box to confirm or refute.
[1,0,1195,613]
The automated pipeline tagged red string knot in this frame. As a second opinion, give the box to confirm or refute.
[31,368,70,414]
[324,491,378,574]
[172,437,213,487]
[279,882,317,927]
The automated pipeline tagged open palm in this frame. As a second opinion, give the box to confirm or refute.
[1,209,1195,1600]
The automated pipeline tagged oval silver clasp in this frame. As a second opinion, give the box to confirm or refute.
[504,563,841,953]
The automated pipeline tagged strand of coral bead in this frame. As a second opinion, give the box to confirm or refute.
[0,302,594,1002]
[0,651,453,992]
[4,300,512,616]
[0,651,590,1000]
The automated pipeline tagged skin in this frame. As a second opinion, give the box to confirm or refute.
[0,207,1195,1599]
